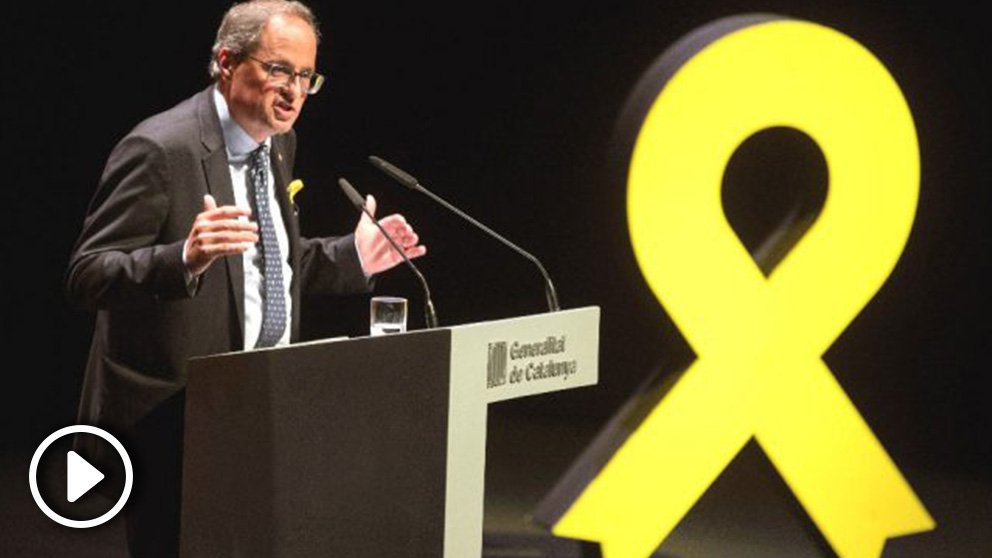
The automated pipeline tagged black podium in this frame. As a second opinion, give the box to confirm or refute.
[179,307,599,558]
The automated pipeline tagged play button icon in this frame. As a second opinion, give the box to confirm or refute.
[66,450,106,503]
[30,425,133,528]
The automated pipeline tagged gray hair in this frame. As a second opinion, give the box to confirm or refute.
[209,0,321,81]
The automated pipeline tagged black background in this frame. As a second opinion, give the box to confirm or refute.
[2,0,989,554]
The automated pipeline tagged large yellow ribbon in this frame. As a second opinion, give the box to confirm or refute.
[553,20,934,558]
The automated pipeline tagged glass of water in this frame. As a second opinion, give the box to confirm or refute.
[370,296,408,336]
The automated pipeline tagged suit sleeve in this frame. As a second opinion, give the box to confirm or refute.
[297,233,373,296]
[65,134,190,310]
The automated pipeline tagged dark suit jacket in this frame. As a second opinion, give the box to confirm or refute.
[66,85,370,450]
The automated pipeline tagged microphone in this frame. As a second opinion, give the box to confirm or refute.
[337,178,439,329]
[368,155,561,312]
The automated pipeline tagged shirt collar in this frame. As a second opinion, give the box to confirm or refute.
[213,85,270,163]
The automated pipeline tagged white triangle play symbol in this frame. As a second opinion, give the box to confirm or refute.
[66,450,105,503]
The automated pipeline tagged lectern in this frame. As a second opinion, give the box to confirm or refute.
[180,307,599,558]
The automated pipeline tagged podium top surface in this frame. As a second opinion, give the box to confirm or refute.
[190,306,600,362]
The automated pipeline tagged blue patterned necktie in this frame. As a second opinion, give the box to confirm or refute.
[249,144,287,348]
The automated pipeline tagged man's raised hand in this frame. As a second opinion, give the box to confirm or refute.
[354,194,427,276]
[184,194,259,277]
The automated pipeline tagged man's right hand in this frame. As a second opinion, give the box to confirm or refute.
[185,194,258,278]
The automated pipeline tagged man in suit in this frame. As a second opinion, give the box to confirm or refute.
[65,2,424,556]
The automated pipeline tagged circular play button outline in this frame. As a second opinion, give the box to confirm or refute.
[29,425,134,528]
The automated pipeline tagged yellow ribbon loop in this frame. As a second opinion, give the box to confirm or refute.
[553,19,934,558]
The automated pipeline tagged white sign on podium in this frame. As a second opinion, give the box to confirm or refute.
[444,306,600,558]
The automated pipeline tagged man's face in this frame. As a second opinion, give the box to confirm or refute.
[220,14,318,142]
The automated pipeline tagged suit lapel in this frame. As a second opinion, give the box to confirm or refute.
[270,134,302,339]
[198,87,245,347]
[270,137,299,267]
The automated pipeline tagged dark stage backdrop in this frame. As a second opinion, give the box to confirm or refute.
[2,0,988,539]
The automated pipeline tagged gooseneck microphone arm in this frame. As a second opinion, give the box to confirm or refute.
[337,177,439,329]
[368,156,561,313]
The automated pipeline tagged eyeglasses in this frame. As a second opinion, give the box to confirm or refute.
[248,56,325,95]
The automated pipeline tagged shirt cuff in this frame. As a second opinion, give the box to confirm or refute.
[354,236,372,279]
[181,239,201,296]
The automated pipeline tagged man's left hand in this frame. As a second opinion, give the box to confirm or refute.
[355,194,427,275]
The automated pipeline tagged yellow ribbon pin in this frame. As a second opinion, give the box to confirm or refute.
[553,19,934,558]
[288,179,304,205]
